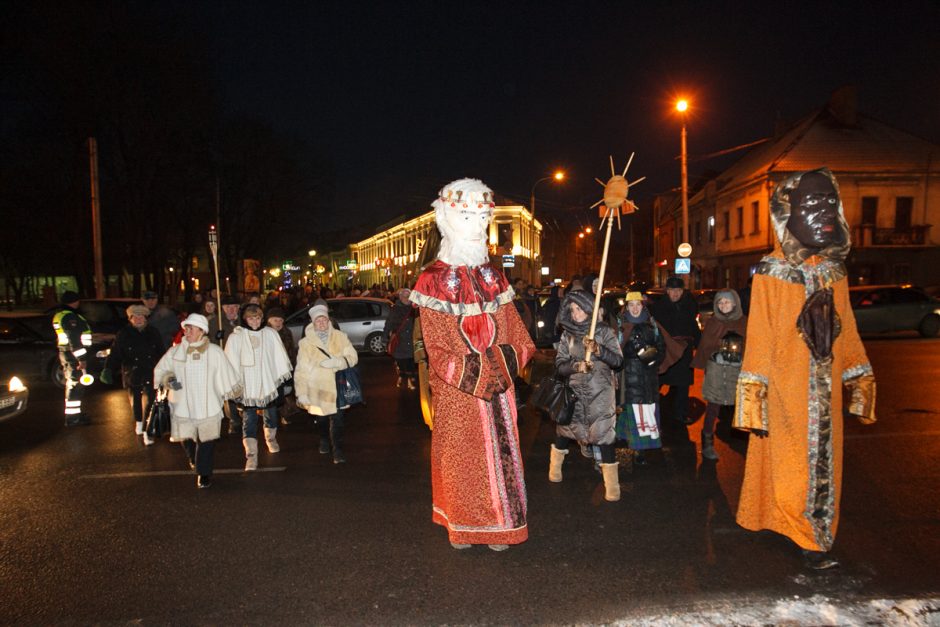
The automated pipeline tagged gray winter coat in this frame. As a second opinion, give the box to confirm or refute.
[555,323,623,445]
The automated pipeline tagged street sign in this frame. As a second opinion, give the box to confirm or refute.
[677,242,692,258]
[675,258,691,274]
[502,254,515,268]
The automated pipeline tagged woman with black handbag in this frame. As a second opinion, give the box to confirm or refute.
[549,290,624,501]
[294,301,359,464]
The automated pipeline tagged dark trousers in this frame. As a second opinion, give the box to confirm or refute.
[665,385,690,422]
[227,400,241,429]
[243,405,278,439]
[318,410,345,452]
[395,358,417,381]
[555,436,615,464]
[181,439,216,477]
[128,385,155,424]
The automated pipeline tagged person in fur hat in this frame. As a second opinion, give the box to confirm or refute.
[409,178,535,551]
[691,289,748,461]
[224,304,292,470]
[734,168,876,570]
[154,314,241,488]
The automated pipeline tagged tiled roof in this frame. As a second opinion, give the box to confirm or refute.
[707,108,940,198]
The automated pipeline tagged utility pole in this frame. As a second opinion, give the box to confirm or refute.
[88,138,105,298]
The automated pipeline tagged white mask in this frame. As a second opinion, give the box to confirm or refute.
[433,178,494,268]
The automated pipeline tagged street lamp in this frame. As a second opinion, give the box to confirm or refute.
[308,249,317,257]
[676,99,690,245]
[530,170,565,218]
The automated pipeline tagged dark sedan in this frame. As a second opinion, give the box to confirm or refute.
[0,313,111,388]
[849,285,940,337]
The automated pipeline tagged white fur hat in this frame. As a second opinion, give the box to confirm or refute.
[309,302,329,321]
[181,313,209,333]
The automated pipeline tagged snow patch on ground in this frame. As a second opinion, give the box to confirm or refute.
[612,595,940,626]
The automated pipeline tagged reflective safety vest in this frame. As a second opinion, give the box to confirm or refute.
[53,309,92,357]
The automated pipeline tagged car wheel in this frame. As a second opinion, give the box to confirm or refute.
[918,314,940,338]
[49,359,66,388]
[366,331,386,355]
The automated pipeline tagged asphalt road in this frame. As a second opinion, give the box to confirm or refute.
[1,336,938,625]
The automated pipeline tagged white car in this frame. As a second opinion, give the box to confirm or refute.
[285,297,392,355]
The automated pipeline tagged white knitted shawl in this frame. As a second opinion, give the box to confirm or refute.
[224,326,292,407]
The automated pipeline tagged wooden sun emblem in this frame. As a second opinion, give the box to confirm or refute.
[591,153,645,229]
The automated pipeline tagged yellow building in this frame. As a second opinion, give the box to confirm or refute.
[350,204,542,288]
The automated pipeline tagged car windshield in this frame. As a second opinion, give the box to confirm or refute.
[18,315,55,341]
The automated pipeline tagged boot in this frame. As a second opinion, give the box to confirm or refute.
[600,462,621,502]
[135,421,144,435]
[264,427,280,453]
[548,444,568,483]
[330,419,345,464]
[243,437,259,471]
[701,430,718,460]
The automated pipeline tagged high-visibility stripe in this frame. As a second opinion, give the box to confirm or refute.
[65,400,82,407]
[80,333,92,347]
[72,348,87,358]
[57,332,69,345]
[65,407,82,415]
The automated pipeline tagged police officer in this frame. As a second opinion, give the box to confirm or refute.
[53,290,93,426]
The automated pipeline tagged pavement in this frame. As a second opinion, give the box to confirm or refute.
[0,336,939,625]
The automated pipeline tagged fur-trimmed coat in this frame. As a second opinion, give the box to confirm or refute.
[294,325,358,416]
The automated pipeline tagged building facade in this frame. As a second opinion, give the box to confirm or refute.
[655,89,940,290]
[348,204,543,288]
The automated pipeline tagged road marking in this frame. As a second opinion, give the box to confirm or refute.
[846,431,940,440]
[80,467,287,479]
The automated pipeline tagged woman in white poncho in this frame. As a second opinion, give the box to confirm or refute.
[224,304,293,470]
[154,313,240,489]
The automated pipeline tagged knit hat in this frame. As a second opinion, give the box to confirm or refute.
[665,276,685,289]
[266,307,286,320]
[309,300,329,321]
[60,290,80,304]
[625,291,644,302]
[126,304,151,318]
[181,313,209,333]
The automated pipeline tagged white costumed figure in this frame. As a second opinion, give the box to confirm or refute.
[409,178,535,550]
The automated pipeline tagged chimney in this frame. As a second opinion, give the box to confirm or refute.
[828,85,858,127]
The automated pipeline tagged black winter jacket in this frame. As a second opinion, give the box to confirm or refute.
[618,320,666,405]
[105,324,165,388]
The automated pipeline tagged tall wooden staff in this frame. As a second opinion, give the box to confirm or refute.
[208,225,225,347]
[584,154,645,363]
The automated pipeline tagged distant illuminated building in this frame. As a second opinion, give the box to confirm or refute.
[350,204,542,288]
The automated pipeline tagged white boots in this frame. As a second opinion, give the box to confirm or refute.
[264,427,280,453]
[600,462,620,501]
[135,421,144,435]
[243,438,258,471]
[548,444,568,483]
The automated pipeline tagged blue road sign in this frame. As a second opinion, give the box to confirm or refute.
[674,258,691,274]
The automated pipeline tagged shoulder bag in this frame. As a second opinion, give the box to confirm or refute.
[317,346,364,409]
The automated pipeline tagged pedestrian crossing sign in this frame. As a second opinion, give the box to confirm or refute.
[674,258,691,274]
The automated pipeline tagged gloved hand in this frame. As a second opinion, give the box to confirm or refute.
[215,330,225,341]
[573,360,593,374]
[582,336,600,355]
[77,360,87,372]
[319,357,347,369]
[283,384,293,395]
[99,368,113,385]
[167,377,183,391]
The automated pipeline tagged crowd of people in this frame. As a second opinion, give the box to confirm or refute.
[54,285,419,489]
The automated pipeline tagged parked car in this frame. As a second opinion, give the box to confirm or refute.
[0,313,112,388]
[284,297,392,355]
[849,285,940,337]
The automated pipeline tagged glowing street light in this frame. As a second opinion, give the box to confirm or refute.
[308,249,317,257]
[530,169,566,218]
[676,98,690,245]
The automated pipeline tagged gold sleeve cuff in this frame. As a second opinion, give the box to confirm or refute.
[845,373,876,424]
[733,374,768,432]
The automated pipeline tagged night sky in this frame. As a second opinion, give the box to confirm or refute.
[62,1,940,230]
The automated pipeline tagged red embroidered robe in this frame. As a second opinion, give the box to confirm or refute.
[411,261,535,545]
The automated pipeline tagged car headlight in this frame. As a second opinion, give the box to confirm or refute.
[96,348,111,359]
[9,376,26,393]
[537,320,545,328]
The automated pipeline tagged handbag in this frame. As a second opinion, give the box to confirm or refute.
[317,346,364,409]
[145,389,172,438]
[529,374,576,426]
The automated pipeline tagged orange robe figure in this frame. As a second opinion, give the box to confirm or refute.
[734,169,876,553]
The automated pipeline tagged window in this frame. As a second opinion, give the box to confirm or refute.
[861,197,878,225]
[895,197,913,229]
[722,211,730,240]
[707,216,715,242]
[331,301,371,320]
[694,220,702,246]
[751,201,761,233]
[736,206,744,237]
[890,288,927,304]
